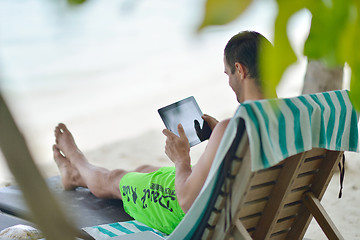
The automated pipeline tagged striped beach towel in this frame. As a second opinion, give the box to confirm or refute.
[237,90,359,171]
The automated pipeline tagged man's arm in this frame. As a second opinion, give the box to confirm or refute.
[162,119,229,213]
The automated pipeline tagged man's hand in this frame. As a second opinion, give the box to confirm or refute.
[194,120,211,141]
[202,114,219,131]
[162,124,190,166]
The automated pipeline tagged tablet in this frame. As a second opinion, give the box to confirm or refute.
[158,96,211,147]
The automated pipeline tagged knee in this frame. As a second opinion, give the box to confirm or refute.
[92,169,126,199]
[108,169,127,184]
[134,165,152,173]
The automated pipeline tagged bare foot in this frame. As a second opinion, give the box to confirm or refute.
[54,123,84,163]
[53,145,85,190]
[53,123,123,198]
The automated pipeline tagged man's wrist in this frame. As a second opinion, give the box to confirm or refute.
[175,158,191,170]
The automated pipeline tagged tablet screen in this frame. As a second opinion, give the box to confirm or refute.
[158,96,210,147]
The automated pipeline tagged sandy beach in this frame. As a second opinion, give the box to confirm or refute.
[1,0,360,239]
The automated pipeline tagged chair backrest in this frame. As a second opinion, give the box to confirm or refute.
[177,90,357,240]
[199,127,344,240]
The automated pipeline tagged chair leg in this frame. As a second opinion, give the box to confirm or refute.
[303,192,344,240]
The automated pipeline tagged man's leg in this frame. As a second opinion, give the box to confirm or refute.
[53,123,160,200]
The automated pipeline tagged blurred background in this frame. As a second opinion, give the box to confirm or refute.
[0,0,314,186]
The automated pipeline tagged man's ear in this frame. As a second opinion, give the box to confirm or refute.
[234,62,247,80]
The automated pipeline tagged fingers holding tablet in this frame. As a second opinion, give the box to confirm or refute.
[158,96,211,147]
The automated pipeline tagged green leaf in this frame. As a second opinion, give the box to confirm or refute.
[304,0,351,67]
[346,1,360,111]
[259,0,304,98]
[350,68,360,111]
[338,20,355,66]
[198,0,253,31]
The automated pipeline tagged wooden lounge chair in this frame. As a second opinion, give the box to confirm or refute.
[167,90,358,240]
[195,121,345,240]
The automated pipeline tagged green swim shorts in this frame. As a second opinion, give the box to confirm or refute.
[119,166,185,235]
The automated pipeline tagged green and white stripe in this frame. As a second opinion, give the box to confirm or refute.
[83,220,167,239]
[236,90,359,171]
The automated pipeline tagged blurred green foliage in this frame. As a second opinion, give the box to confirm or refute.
[67,0,87,5]
[198,0,252,31]
[199,0,360,110]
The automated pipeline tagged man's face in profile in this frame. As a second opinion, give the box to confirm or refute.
[224,56,242,103]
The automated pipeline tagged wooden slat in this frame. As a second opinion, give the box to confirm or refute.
[244,184,274,202]
[278,202,302,220]
[202,227,214,240]
[230,159,243,176]
[221,182,231,194]
[251,167,282,186]
[298,158,324,174]
[240,214,262,230]
[269,230,288,240]
[272,216,296,233]
[234,133,251,158]
[207,211,221,226]
[291,173,316,189]
[283,188,308,205]
[238,199,268,218]
[303,148,327,159]
[214,194,226,210]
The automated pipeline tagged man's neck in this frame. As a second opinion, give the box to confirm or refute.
[243,77,263,101]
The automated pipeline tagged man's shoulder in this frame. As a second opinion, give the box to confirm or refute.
[215,119,231,131]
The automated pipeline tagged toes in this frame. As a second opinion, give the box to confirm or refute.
[54,123,67,135]
[58,123,68,133]
[54,126,61,138]
[53,144,65,160]
[53,144,60,156]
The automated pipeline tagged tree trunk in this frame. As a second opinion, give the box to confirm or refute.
[302,60,348,173]
[302,60,343,94]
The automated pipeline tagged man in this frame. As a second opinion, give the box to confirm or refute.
[53,31,271,235]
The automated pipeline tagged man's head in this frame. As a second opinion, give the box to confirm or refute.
[224,31,273,102]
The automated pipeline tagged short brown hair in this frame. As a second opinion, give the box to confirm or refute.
[224,31,273,87]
